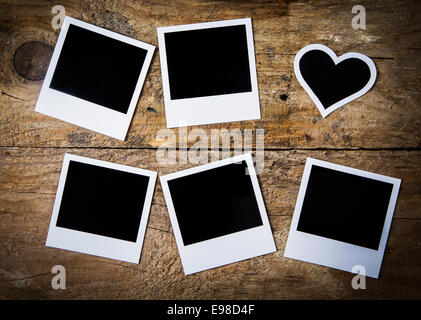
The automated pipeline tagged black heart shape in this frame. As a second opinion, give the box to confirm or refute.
[299,49,372,109]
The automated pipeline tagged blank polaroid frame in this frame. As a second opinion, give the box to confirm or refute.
[46,153,157,263]
[157,18,261,128]
[35,16,155,140]
[284,158,401,278]
[294,44,377,118]
[160,153,276,275]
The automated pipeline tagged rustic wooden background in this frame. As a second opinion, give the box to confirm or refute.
[1,0,420,299]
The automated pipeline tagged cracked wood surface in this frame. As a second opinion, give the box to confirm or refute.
[1,148,420,299]
[1,0,420,149]
[0,0,421,299]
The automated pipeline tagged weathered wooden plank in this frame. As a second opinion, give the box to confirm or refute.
[0,196,420,299]
[1,147,420,218]
[1,0,420,149]
[0,148,420,299]
[0,0,420,301]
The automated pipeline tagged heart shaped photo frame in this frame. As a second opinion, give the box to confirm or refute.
[294,44,377,118]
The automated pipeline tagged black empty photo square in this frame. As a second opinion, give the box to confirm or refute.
[297,165,394,250]
[50,24,147,114]
[164,24,252,100]
[56,160,150,242]
[168,161,263,246]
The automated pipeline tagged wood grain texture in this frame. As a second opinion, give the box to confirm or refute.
[0,0,420,299]
[0,0,420,149]
[0,148,420,299]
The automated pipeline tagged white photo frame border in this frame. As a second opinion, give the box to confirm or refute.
[46,153,157,264]
[160,153,276,275]
[284,157,401,279]
[35,16,155,141]
[294,44,377,118]
[157,18,261,128]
